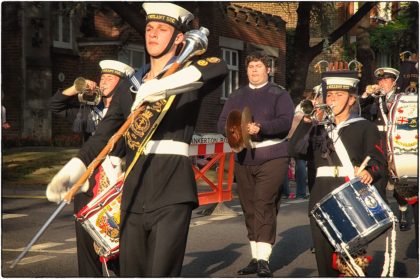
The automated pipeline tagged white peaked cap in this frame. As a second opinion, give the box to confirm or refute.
[143,2,194,29]
[374,67,400,79]
[99,60,135,78]
[322,77,359,91]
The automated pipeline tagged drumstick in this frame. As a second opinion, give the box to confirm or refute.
[356,156,371,176]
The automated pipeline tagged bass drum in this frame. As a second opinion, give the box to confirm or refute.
[387,93,418,188]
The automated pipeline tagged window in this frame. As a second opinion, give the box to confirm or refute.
[268,56,275,83]
[221,48,239,100]
[118,45,146,70]
[377,53,392,68]
[52,3,73,49]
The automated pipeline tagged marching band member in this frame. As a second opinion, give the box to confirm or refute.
[218,52,294,277]
[50,60,134,141]
[359,67,411,231]
[47,2,227,277]
[49,60,134,276]
[289,72,387,276]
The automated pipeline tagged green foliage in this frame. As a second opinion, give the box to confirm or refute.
[370,3,419,55]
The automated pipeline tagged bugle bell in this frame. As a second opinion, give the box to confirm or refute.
[300,99,334,125]
[74,77,103,106]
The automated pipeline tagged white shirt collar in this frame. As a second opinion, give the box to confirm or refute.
[249,82,268,89]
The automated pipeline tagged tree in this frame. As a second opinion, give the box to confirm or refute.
[103,2,377,101]
[288,2,376,101]
[369,2,419,62]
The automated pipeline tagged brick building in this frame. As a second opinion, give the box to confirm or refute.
[1,2,286,146]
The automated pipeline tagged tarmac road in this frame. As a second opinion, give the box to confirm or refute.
[1,184,419,277]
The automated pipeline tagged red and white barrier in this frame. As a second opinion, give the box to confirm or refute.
[189,134,234,206]
[189,134,231,156]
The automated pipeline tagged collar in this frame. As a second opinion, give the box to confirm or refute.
[249,82,268,89]
[132,56,177,90]
[335,114,365,130]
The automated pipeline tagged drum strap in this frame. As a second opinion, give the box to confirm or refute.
[124,95,176,179]
[333,137,355,179]
[330,118,366,179]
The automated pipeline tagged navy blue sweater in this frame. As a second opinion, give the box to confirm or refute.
[217,83,294,165]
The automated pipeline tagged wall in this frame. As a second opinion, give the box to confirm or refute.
[2,2,288,143]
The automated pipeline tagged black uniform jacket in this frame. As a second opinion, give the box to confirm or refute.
[77,58,228,213]
[289,117,388,213]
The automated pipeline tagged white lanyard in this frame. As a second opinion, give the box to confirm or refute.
[329,118,365,179]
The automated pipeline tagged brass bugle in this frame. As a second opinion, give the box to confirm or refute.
[73,77,103,106]
[300,99,334,125]
[74,77,87,92]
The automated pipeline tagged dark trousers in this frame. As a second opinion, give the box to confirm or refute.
[74,193,119,277]
[413,202,419,252]
[119,203,193,277]
[310,216,340,277]
[295,159,308,197]
[235,157,288,244]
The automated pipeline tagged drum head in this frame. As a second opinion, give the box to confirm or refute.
[241,107,253,149]
[226,110,244,153]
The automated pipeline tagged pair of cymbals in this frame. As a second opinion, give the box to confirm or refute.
[225,107,252,153]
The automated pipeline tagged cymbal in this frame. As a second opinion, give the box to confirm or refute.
[241,106,253,149]
[226,110,244,153]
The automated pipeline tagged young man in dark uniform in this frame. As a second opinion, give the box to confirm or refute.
[50,60,134,141]
[289,72,387,276]
[49,60,133,276]
[46,2,228,277]
[359,67,412,231]
[218,52,294,277]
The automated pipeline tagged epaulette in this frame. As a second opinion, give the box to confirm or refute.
[268,83,287,94]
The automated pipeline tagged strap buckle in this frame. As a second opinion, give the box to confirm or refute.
[334,166,339,177]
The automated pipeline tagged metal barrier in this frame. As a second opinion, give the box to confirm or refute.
[189,134,235,205]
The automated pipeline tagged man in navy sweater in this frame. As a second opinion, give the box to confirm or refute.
[218,52,294,277]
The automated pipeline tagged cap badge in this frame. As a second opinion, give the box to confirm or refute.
[197,59,208,67]
[206,57,220,64]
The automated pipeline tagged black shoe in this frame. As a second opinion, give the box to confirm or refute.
[237,258,258,275]
[400,210,411,231]
[257,260,272,277]
[310,247,315,253]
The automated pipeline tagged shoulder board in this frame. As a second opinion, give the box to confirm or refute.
[268,83,287,94]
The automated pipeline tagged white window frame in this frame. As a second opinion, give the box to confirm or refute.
[118,44,146,70]
[221,48,239,100]
[53,2,74,49]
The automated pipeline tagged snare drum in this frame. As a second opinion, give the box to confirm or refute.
[75,176,124,259]
[388,93,418,182]
[311,178,394,254]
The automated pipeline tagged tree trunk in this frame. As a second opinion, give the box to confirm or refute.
[288,2,376,101]
[356,4,375,94]
[106,2,145,37]
[289,2,312,103]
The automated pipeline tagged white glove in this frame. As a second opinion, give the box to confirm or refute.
[131,65,203,111]
[362,84,381,98]
[46,158,88,203]
[101,155,123,186]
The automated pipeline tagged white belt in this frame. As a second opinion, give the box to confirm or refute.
[144,140,189,156]
[252,138,286,149]
[377,125,386,132]
[316,166,351,178]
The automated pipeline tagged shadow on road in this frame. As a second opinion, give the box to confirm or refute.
[271,224,312,274]
[182,243,242,277]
